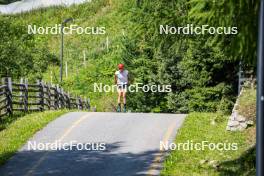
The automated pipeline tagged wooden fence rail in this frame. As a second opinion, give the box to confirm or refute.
[0,77,91,118]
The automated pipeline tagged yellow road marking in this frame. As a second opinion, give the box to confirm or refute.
[57,114,89,142]
[147,122,177,176]
[25,113,91,176]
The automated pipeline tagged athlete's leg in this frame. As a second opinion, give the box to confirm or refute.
[118,90,122,104]
[123,91,126,104]
[117,89,122,112]
[123,91,127,112]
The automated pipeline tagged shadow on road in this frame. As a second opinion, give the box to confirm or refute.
[0,142,161,176]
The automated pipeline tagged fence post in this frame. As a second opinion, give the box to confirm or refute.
[47,83,51,110]
[79,97,83,110]
[0,78,91,116]
[76,96,80,110]
[56,85,61,109]
[87,98,91,111]
[24,78,28,112]
[67,91,71,109]
[84,97,87,110]
[61,87,65,109]
[92,105,97,112]
[7,77,12,115]
[52,84,57,109]
[19,78,24,111]
[2,77,13,116]
[37,80,44,111]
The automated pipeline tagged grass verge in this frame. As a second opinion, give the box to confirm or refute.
[237,88,256,122]
[161,112,256,176]
[0,110,68,165]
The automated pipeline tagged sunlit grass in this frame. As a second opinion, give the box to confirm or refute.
[161,112,255,176]
[0,110,68,165]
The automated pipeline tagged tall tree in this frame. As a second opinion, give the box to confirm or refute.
[188,0,259,66]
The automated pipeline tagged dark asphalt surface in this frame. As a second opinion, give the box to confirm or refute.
[0,112,186,176]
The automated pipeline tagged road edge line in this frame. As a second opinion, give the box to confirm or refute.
[147,121,178,176]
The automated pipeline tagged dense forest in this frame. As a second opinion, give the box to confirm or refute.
[123,0,258,113]
[0,0,259,113]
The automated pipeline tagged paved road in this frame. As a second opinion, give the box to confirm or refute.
[0,112,186,176]
[0,0,89,14]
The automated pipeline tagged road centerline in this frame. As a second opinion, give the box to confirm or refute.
[25,113,91,176]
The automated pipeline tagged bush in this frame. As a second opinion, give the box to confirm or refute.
[167,84,234,113]
[217,97,234,115]
[0,17,58,79]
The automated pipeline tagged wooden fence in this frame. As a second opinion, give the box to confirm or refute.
[0,77,91,118]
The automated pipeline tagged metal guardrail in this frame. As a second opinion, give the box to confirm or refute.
[0,77,91,118]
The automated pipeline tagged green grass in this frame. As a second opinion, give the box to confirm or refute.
[0,110,68,165]
[0,112,26,131]
[161,112,256,176]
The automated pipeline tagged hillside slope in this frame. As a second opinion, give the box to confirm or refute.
[2,0,131,111]
[0,0,256,113]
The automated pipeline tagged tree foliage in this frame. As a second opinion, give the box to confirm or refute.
[188,0,259,66]
[0,17,58,80]
[121,0,255,113]
[0,0,257,113]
